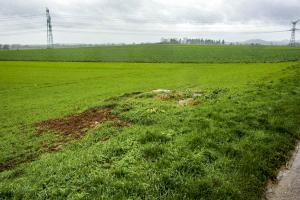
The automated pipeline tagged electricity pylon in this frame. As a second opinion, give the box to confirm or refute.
[290,20,299,46]
[46,8,54,48]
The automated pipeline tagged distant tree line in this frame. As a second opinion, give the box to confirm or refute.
[160,38,226,45]
[0,44,10,50]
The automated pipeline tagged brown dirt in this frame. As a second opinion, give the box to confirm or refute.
[99,135,111,142]
[0,154,36,172]
[1,108,128,172]
[154,92,185,101]
[35,108,128,138]
[41,138,72,152]
[154,94,174,101]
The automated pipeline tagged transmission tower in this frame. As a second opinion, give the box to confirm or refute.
[46,8,54,48]
[289,20,299,46]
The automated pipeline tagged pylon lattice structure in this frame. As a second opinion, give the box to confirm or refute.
[46,8,54,48]
[290,20,299,46]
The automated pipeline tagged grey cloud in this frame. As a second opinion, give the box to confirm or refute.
[0,0,299,44]
[1,0,299,24]
[225,0,300,23]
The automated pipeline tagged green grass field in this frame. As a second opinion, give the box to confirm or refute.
[0,45,300,199]
[0,44,300,63]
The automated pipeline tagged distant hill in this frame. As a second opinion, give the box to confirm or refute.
[243,39,300,45]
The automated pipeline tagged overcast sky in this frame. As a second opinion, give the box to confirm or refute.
[0,0,299,44]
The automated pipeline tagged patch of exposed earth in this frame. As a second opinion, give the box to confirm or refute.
[0,108,128,172]
[35,108,128,138]
[0,89,210,172]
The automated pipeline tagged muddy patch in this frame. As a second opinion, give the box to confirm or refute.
[0,138,76,172]
[0,154,36,172]
[35,108,128,138]
[1,108,127,172]
[154,94,178,101]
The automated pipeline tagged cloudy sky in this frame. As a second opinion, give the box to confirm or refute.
[0,0,299,44]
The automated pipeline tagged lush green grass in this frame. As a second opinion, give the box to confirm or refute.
[0,61,300,199]
[0,45,300,63]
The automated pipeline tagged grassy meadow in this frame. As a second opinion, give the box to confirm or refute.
[0,45,300,63]
[0,45,300,199]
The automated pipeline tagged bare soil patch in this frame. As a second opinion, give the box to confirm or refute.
[0,154,36,172]
[35,108,127,138]
[1,108,127,172]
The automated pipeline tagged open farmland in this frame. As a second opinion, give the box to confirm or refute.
[0,45,300,63]
[0,45,300,199]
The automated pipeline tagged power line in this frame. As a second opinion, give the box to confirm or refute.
[0,14,42,21]
[0,27,292,37]
[0,12,294,32]
[1,19,291,35]
[0,13,291,28]
[0,29,45,36]
[0,9,297,44]
[52,28,291,36]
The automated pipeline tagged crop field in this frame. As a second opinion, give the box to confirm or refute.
[0,45,300,199]
[0,44,300,63]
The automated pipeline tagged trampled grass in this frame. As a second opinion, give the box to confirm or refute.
[0,60,300,199]
[0,44,300,63]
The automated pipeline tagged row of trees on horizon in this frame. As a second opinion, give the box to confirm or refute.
[160,38,226,45]
[0,44,10,50]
